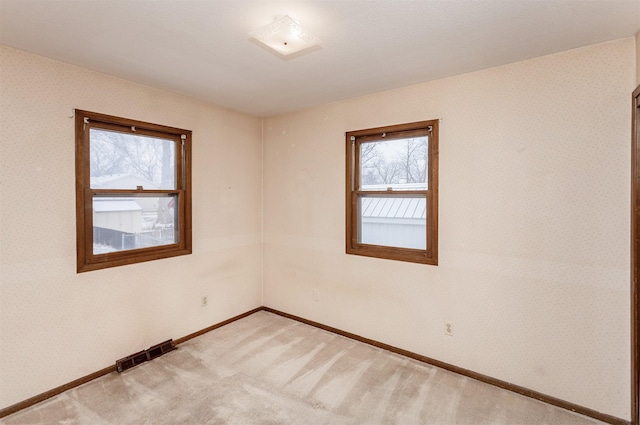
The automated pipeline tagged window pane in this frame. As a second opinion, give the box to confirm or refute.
[90,128,176,190]
[358,195,426,249]
[93,195,178,254]
[360,136,428,190]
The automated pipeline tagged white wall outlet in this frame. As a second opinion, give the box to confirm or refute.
[312,289,319,302]
[201,296,208,307]
[444,321,453,336]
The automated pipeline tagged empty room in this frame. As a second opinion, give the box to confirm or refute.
[0,0,639,424]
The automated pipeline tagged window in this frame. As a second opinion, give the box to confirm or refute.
[75,110,192,272]
[346,120,438,264]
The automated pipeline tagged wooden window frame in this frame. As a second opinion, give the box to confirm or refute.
[345,120,438,265]
[75,110,192,273]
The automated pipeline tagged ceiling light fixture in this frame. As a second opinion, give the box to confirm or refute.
[250,15,321,60]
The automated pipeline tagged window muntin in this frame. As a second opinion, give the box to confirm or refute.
[76,110,192,272]
[346,120,438,265]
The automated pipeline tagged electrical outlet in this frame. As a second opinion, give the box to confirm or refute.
[312,289,319,302]
[201,296,208,307]
[444,321,453,336]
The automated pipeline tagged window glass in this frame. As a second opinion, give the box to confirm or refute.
[92,195,178,254]
[358,195,427,249]
[90,128,176,190]
[360,136,428,190]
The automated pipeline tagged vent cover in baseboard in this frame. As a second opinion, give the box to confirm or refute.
[116,339,176,373]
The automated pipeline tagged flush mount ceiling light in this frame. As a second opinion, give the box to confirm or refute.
[250,15,321,60]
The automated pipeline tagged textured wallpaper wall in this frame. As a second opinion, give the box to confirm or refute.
[263,38,635,420]
[636,31,640,85]
[0,46,263,409]
[0,37,636,419]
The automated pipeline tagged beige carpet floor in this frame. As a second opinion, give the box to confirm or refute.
[1,311,607,424]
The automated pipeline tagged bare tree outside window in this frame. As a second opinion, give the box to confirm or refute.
[360,137,428,188]
[90,129,175,189]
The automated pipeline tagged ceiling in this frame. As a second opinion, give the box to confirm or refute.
[1,0,639,117]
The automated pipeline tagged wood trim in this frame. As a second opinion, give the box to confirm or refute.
[346,134,355,252]
[353,190,429,196]
[262,307,630,425]
[76,109,189,136]
[632,84,640,425]
[0,307,263,419]
[90,189,183,195]
[74,111,88,270]
[347,120,438,138]
[430,120,439,262]
[173,307,263,345]
[0,365,116,419]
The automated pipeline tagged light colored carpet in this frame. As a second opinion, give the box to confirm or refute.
[1,311,606,424]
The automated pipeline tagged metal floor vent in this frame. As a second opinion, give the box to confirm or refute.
[116,339,176,373]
